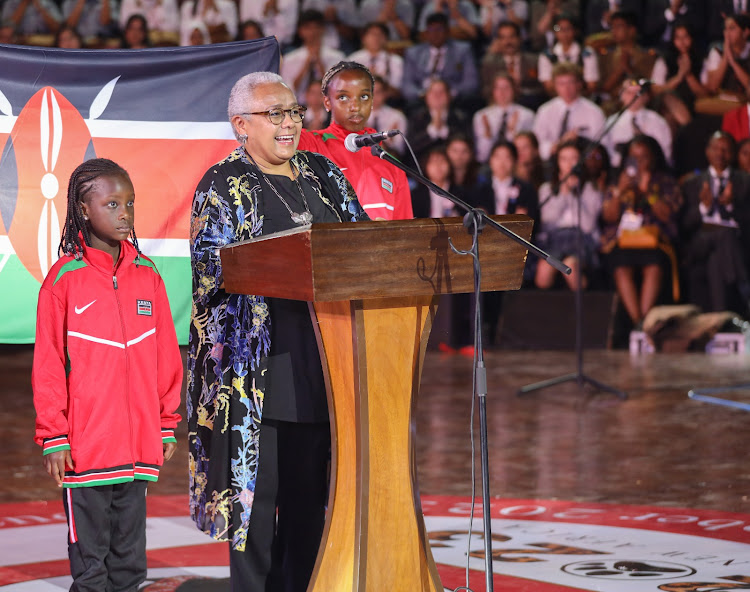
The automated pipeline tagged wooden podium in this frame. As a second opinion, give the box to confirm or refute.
[220,216,532,592]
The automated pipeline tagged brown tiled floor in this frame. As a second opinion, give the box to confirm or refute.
[4,344,749,513]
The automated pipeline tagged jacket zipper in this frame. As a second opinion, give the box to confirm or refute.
[112,270,135,474]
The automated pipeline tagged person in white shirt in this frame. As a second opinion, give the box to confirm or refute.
[535,139,603,290]
[347,22,404,92]
[281,9,345,97]
[238,0,298,48]
[532,62,606,161]
[537,13,599,96]
[473,72,534,162]
[119,0,178,35]
[179,0,237,43]
[602,77,672,168]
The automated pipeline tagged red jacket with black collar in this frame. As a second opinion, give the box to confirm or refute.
[299,123,414,220]
[33,240,182,488]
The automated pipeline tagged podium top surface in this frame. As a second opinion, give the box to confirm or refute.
[220,215,532,302]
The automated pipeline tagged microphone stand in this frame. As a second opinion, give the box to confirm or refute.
[517,84,648,399]
[370,143,570,592]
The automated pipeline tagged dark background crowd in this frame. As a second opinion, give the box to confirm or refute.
[3,0,750,346]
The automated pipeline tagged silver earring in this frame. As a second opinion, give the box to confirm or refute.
[238,133,248,145]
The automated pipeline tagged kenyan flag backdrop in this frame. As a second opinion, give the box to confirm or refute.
[0,38,280,343]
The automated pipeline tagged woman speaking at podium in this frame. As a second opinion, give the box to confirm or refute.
[187,71,368,592]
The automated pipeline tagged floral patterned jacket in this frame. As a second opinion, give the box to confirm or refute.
[187,147,368,550]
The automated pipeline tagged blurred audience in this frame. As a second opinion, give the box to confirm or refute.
[538,12,599,96]
[513,130,547,189]
[54,23,83,47]
[119,0,179,38]
[409,76,469,159]
[348,22,403,93]
[120,13,149,47]
[179,0,237,44]
[2,0,61,36]
[357,0,414,41]
[238,0,297,48]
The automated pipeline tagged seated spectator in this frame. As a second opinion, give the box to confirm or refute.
[738,137,750,172]
[409,77,470,160]
[597,11,658,111]
[702,13,750,101]
[528,0,579,51]
[481,21,546,110]
[301,0,360,53]
[538,13,599,96]
[120,13,150,48]
[0,21,20,44]
[54,23,84,47]
[680,131,750,316]
[301,79,330,131]
[535,139,603,291]
[473,73,535,162]
[180,0,238,44]
[180,18,210,45]
[600,135,683,329]
[402,12,479,109]
[707,0,742,45]
[479,0,528,40]
[583,0,640,38]
[357,0,414,41]
[514,130,547,190]
[120,0,179,38]
[474,140,539,343]
[2,0,61,36]
[445,133,487,201]
[238,0,297,49]
[416,0,479,41]
[348,22,404,93]
[281,9,345,97]
[533,62,606,161]
[651,21,708,132]
[61,0,117,41]
[369,76,407,155]
[640,0,705,49]
[602,77,673,169]
[411,146,461,218]
[237,19,264,41]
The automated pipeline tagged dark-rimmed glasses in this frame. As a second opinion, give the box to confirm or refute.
[243,107,307,125]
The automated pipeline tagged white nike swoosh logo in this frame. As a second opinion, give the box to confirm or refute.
[74,300,96,315]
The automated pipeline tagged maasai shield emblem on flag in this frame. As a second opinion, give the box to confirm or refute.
[0,39,280,343]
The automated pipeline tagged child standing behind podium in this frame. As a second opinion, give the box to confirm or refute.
[32,158,183,591]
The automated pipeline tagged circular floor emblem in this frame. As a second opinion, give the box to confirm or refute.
[563,559,696,580]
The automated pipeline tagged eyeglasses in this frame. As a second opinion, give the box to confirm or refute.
[242,106,307,125]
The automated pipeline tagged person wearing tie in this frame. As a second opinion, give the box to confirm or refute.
[602,77,673,168]
[680,131,750,316]
[472,72,534,162]
[532,63,606,161]
[347,21,404,93]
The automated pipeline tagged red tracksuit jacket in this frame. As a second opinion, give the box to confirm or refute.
[299,122,414,220]
[33,240,182,487]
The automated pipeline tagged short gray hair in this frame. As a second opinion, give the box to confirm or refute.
[228,71,292,141]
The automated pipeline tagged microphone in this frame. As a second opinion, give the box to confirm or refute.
[344,130,400,152]
[636,79,653,93]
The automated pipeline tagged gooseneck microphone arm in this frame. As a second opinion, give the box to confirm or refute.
[369,144,572,275]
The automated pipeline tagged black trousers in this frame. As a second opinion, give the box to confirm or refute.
[230,419,330,592]
[63,480,148,592]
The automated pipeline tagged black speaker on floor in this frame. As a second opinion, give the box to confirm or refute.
[496,290,618,350]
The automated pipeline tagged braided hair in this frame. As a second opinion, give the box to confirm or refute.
[321,61,375,96]
[59,158,141,262]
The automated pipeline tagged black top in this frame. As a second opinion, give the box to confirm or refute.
[259,172,340,423]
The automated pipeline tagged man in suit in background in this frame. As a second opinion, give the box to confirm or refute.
[402,11,478,110]
[681,131,750,316]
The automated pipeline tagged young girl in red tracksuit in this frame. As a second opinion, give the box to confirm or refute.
[298,61,414,220]
[32,158,183,591]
